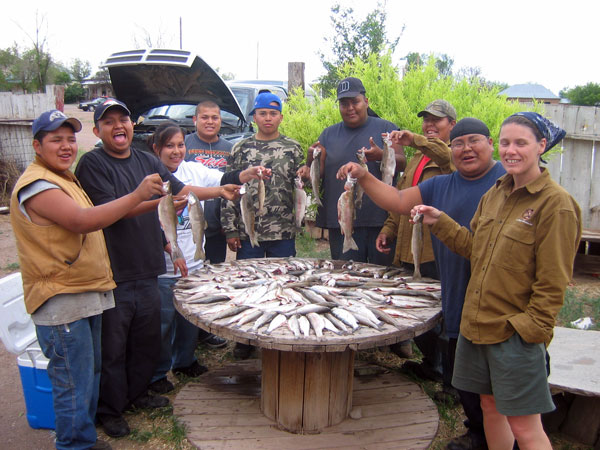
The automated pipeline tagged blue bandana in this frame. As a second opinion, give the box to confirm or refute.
[511,112,566,161]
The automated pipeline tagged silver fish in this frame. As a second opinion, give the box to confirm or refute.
[380,132,396,185]
[337,175,358,253]
[294,177,307,228]
[298,315,311,337]
[265,313,287,334]
[158,183,184,262]
[257,169,266,216]
[322,315,343,335]
[287,314,301,337]
[307,312,325,338]
[187,192,207,261]
[411,212,424,281]
[240,183,259,247]
[331,307,359,331]
[252,311,277,331]
[310,147,323,207]
[355,148,368,210]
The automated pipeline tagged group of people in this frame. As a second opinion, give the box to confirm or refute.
[10,73,581,450]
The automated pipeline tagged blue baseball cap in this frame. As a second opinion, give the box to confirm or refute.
[249,92,282,115]
[32,110,82,137]
[93,98,131,123]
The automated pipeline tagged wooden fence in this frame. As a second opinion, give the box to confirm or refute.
[542,104,599,230]
[0,86,62,171]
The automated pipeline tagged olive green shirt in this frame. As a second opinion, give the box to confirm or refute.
[379,134,454,266]
[431,169,581,346]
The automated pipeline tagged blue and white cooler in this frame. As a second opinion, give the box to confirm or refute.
[0,272,55,429]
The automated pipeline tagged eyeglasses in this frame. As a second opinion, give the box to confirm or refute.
[451,136,486,151]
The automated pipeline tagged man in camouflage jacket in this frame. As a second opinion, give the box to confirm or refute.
[221,92,303,259]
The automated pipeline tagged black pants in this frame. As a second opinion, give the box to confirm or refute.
[205,233,227,264]
[97,278,161,418]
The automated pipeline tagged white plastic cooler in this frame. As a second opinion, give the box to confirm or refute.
[0,272,55,429]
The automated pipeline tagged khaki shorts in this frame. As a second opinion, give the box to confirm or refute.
[452,333,554,416]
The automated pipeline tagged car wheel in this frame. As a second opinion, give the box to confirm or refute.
[88,105,95,112]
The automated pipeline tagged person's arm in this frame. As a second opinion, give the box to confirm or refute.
[363,135,406,171]
[297,141,326,179]
[337,162,422,215]
[179,184,240,201]
[24,174,165,233]
[412,134,453,174]
[222,166,272,185]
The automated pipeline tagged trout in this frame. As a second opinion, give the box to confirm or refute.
[337,175,358,253]
[257,169,266,216]
[294,177,307,229]
[310,147,323,207]
[158,182,184,262]
[380,132,396,185]
[411,212,424,281]
[187,192,207,261]
[355,148,369,210]
[240,184,259,248]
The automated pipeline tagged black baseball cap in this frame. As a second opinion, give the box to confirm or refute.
[93,98,131,123]
[337,77,366,100]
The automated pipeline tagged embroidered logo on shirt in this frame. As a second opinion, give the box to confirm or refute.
[516,208,534,226]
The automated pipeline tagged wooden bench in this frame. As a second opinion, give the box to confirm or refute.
[547,326,600,446]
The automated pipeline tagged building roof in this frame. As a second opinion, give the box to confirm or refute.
[499,83,559,100]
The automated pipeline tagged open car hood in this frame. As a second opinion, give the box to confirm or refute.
[103,49,245,124]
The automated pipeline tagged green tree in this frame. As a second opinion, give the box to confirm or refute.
[318,2,402,94]
[403,52,454,77]
[70,58,92,84]
[561,82,600,106]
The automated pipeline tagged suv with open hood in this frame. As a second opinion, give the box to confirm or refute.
[103,49,286,152]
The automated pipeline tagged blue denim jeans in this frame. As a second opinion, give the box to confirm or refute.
[237,238,296,259]
[36,315,102,450]
[152,277,199,382]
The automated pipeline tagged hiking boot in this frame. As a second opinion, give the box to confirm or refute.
[390,341,413,358]
[172,360,208,378]
[148,377,175,394]
[401,360,443,383]
[201,334,227,349]
[446,430,488,450]
[129,392,169,409]
[90,438,112,449]
[233,343,253,360]
[98,415,130,438]
[433,386,460,405]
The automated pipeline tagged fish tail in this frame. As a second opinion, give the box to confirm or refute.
[194,246,206,262]
[171,245,185,263]
[343,236,359,253]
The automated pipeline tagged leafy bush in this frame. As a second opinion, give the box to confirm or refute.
[64,84,85,104]
[281,53,542,160]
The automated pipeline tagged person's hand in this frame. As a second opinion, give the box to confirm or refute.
[389,130,415,147]
[336,162,366,181]
[172,195,188,213]
[133,173,165,200]
[227,237,241,252]
[411,204,442,225]
[375,233,392,254]
[220,184,241,201]
[296,165,310,180]
[173,257,188,277]
[363,136,384,161]
[240,166,272,183]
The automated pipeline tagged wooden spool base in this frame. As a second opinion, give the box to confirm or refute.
[173,358,439,449]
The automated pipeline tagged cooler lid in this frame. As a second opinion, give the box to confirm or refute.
[0,273,37,354]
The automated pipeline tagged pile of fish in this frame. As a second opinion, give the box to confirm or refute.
[174,258,441,341]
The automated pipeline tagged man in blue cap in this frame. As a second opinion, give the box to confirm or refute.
[10,109,165,449]
[221,91,303,358]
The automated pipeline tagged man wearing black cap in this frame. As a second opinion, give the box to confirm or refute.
[297,76,404,264]
[75,99,240,437]
[10,109,165,449]
[337,117,506,450]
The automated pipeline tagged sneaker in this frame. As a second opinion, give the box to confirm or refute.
[129,392,169,409]
[390,341,413,358]
[233,343,253,360]
[90,438,113,450]
[148,377,175,394]
[98,415,130,438]
[401,360,443,383]
[446,430,488,450]
[201,334,227,349]
[172,360,208,378]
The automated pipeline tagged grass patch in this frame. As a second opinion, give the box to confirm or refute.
[557,288,600,330]
[3,262,19,271]
[295,230,330,259]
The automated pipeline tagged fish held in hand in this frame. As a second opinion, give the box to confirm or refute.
[257,169,266,216]
[310,147,323,207]
[240,183,259,248]
[158,183,184,263]
[294,177,307,229]
[337,175,358,254]
[380,133,396,185]
[187,192,207,261]
[355,148,368,210]
[411,212,424,281]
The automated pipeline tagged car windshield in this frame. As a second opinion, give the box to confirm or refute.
[142,104,196,120]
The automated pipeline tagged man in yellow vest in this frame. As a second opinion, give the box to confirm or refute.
[10,109,164,449]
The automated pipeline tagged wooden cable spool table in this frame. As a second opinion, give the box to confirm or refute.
[173,258,442,434]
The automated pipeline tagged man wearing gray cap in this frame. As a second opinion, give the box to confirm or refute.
[297,76,404,264]
[10,109,165,449]
[337,117,506,450]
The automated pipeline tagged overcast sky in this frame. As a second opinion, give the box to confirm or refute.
[0,0,597,95]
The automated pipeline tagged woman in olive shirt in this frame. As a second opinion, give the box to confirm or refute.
[415,112,581,449]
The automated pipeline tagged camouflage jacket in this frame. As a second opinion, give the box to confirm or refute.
[221,134,304,241]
